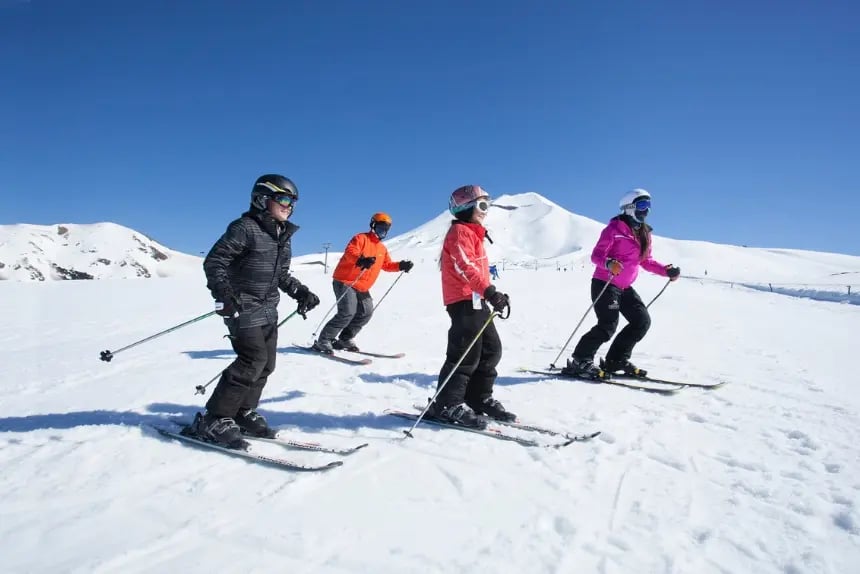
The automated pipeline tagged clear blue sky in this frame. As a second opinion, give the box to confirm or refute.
[2,0,858,256]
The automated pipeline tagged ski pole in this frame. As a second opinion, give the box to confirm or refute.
[549,279,613,370]
[100,310,217,362]
[403,305,509,439]
[646,279,672,309]
[311,269,367,337]
[371,271,405,313]
[278,309,300,328]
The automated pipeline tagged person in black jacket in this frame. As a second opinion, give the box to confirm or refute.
[191,174,320,447]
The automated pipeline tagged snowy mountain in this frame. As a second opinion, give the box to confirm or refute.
[0,222,201,281]
[296,191,860,289]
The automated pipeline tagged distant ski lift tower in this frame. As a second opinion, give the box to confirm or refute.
[323,242,332,274]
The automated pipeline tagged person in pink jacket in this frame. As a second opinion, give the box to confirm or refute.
[562,189,681,380]
[427,185,514,430]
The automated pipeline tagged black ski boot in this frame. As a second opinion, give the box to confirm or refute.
[187,412,245,448]
[433,403,487,430]
[471,397,517,422]
[332,338,360,352]
[601,357,647,378]
[560,356,610,380]
[235,408,273,438]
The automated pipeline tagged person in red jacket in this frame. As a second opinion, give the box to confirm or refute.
[427,185,514,430]
[313,213,413,353]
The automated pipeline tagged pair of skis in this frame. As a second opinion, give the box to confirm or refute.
[153,421,368,472]
[290,344,405,366]
[517,367,726,394]
[386,404,601,448]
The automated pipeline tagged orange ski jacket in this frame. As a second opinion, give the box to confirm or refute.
[332,232,400,293]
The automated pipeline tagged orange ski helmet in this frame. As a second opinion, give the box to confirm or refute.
[370,212,392,239]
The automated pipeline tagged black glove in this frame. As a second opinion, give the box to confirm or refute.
[483,285,510,313]
[665,265,681,281]
[293,285,320,319]
[356,255,376,270]
[398,260,414,273]
[215,296,240,318]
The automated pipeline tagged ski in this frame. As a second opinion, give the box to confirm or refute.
[246,434,370,455]
[153,426,344,472]
[168,420,369,455]
[410,404,597,440]
[386,409,593,448]
[597,359,726,389]
[610,374,726,389]
[290,344,372,366]
[341,349,405,359]
[518,368,684,395]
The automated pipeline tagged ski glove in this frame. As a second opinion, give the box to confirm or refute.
[356,255,376,270]
[293,285,320,319]
[665,265,681,281]
[398,260,414,273]
[605,258,623,276]
[215,296,240,318]
[484,285,510,313]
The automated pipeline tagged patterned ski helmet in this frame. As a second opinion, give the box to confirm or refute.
[448,185,488,215]
[251,174,298,211]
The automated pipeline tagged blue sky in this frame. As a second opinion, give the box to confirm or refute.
[2,0,858,257]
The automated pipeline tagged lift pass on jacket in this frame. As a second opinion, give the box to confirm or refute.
[472,291,482,310]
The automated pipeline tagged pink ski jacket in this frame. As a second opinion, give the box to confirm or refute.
[440,221,492,305]
[591,216,668,289]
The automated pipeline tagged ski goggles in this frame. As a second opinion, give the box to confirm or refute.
[631,198,651,211]
[373,222,391,237]
[271,195,297,207]
[473,197,491,213]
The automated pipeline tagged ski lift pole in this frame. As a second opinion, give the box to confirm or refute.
[100,310,217,362]
[404,304,510,439]
[549,279,613,370]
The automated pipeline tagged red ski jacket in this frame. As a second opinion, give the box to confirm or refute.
[440,221,492,305]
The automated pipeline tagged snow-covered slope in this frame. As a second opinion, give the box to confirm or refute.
[0,222,201,281]
[0,261,858,573]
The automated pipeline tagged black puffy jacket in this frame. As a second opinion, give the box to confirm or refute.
[204,209,305,328]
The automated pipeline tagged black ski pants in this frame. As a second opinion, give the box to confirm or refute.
[435,300,502,409]
[572,278,651,364]
[206,321,278,418]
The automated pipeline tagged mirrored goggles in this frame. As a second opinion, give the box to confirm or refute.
[374,222,391,236]
[632,198,651,211]
[271,195,297,207]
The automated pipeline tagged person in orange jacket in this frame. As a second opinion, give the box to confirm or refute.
[313,213,413,353]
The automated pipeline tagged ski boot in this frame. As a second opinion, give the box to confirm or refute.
[332,338,360,352]
[470,397,517,422]
[312,338,334,354]
[433,403,487,430]
[235,408,273,438]
[187,412,245,449]
[560,356,610,380]
[601,357,647,378]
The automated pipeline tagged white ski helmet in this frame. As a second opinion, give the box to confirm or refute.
[619,188,651,223]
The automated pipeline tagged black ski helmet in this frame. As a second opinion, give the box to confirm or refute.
[251,174,298,211]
